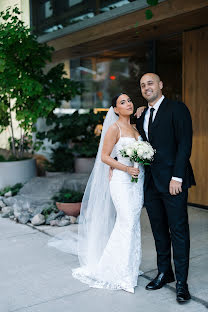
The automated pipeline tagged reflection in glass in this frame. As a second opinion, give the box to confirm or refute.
[69,35,182,111]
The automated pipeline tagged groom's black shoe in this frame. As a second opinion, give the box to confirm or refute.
[146,271,175,290]
[176,281,191,303]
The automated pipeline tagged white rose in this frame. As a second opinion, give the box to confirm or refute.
[126,148,134,157]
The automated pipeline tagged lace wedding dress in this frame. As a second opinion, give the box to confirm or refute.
[72,129,145,293]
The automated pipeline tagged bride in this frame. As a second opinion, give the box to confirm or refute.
[49,94,145,293]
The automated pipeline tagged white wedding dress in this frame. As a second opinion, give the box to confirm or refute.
[72,127,145,293]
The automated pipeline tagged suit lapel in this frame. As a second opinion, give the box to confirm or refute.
[138,107,148,141]
[151,97,169,131]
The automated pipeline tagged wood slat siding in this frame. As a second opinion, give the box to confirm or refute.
[183,26,208,206]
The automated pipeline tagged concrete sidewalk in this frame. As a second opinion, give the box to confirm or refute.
[0,206,207,312]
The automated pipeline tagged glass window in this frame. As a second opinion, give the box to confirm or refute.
[44,1,53,18]
[31,0,138,36]
[156,34,182,101]
[70,41,152,110]
[69,0,83,7]
[68,35,182,111]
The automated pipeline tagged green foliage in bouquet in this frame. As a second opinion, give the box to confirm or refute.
[0,7,83,160]
[52,188,84,203]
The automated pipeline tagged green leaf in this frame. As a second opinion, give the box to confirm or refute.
[0,6,83,157]
[145,9,153,20]
[147,0,158,6]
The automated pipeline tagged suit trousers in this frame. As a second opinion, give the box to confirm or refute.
[144,175,190,282]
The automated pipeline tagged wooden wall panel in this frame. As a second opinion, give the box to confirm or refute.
[183,26,208,206]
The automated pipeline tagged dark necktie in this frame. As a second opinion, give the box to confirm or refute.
[148,107,155,140]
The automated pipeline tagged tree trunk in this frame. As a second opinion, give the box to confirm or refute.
[20,129,24,158]
[9,99,16,158]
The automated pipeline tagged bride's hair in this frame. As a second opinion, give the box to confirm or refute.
[111,93,124,108]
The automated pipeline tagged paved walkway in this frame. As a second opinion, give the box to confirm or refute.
[0,206,208,312]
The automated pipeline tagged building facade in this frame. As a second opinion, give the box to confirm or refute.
[5,0,208,207]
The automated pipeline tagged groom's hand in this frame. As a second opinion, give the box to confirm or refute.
[169,179,182,195]
[134,106,146,118]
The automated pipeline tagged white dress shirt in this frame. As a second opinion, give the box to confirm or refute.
[143,95,182,183]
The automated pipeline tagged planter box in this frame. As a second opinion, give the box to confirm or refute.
[56,202,81,217]
[75,157,95,174]
[0,158,37,189]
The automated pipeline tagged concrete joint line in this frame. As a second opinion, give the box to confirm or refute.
[9,289,91,312]
[141,274,208,309]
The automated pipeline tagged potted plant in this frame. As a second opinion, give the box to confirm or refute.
[52,188,84,217]
[0,7,83,188]
[70,110,105,173]
[44,146,74,176]
[73,137,100,173]
[36,109,106,174]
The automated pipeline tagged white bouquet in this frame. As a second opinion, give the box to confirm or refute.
[120,141,156,182]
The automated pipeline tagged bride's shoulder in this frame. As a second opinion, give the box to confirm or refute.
[107,122,119,133]
[104,123,119,141]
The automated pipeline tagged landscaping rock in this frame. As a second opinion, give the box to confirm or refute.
[50,219,70,227]
[18,212,31,224]
[4,191,12,197]
[57,219,70,227]
[50,220,59,226]
[31,214,45,225]
[69,216,77,224]
[1,206,14,218]
[45,212,59,225]
[55,210,65,218]
[0,200,6,208]
[13,203,24,219]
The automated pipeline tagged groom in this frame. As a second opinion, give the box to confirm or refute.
[136,73,195,303]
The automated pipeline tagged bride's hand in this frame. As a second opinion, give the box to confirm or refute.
[134,106,146,118]
[126,166,140,178]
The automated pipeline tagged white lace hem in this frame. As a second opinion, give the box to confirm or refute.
[72,267,143,294]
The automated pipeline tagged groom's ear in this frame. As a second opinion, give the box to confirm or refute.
[159,81,163,90]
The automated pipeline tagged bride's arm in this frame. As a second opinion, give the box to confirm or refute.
[101,124,139,177]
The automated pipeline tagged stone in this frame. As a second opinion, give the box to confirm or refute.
[3,197,17,207]
[50,220,59,226]
[0,200,6,208]
[57,219,70,227]
[4,191,12,197]
[26,203,47,217]
[31,214,45,226]
[13,203,24,219]
[56,210,65,218]
[68,216,77,224]
[18,212,31,224]
[45,212,59,225]
[1,206,14,218]
[49,219,70,227]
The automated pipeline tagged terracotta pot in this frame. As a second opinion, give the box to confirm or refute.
[56,202,81,217]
